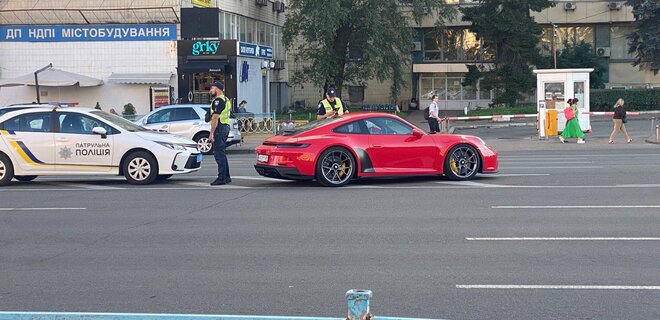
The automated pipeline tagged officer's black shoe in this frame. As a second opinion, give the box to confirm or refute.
[225,177,232,183]
[210,178,226,186]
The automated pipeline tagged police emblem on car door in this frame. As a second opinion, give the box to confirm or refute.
[55,113,114,172]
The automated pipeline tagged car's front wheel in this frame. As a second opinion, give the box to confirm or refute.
[0,153,14,186]
[444,144,480,181]
[315,147,355,187]
[124,151,158,185]
[14,175,37,182]
[195,132,214,155]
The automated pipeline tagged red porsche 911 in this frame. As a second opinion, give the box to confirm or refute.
[254,112,497,187]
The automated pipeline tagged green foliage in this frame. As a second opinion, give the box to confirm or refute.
[625,0,660,74]
[556,41,607,89]
[590,89,660,111]
[122,103,136,115]
[283,0,455,101]
[461,0,552,106]
[467,105,536,116]
[94,101,102,110]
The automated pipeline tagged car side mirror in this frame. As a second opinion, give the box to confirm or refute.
[412,128,424,138]
[92,127,107,139]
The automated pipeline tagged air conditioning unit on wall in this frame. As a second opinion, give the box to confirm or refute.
[256,0,268,7]
[608,1,623,10]
[596,47,611,57]
[411,41,421,52]
[564,2,576,10]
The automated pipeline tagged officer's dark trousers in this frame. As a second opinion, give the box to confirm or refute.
[213,124,231,181]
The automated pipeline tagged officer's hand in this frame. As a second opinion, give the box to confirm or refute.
[209,133,214,143]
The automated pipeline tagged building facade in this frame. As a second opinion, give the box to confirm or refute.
[289,0,659,112]
[0,0,289,115]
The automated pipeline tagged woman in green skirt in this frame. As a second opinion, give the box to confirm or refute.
[559,98,585,144]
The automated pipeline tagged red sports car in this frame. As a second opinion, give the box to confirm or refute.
[254,112,497,186]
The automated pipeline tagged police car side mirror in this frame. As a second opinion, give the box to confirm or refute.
[92,127,107,139]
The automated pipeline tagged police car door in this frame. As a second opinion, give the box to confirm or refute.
[0,111,56,172]
[54,112,114,173]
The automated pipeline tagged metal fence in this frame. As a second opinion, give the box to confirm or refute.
[235,113,276,134]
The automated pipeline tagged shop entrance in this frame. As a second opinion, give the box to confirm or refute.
[188,72,225,104]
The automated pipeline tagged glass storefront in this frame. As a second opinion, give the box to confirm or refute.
[218,12,284,59]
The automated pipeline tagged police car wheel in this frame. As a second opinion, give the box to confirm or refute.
[444,144,480,181]
[194,132,214,155]
[315,147,355,187]
[0,153,14,186]
[14,175,37,182]
[124,151,158,185]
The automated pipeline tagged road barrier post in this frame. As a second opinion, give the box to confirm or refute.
[346,289,373,320]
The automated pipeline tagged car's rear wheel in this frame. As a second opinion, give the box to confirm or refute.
[444,144,480,181]
[14,175,37,182]
[0,153,14,186]
[194,132,214,155]
[124,151,158,185]
[315,147,355,187]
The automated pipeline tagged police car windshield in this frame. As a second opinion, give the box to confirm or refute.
[91,111,147,132]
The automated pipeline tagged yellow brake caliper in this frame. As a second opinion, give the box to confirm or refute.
[450,156,459,173]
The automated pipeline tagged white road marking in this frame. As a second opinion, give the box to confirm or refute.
[456,285,660,290]
[466,237,660,241]
[57,183,125,190]
[492,205,660,209]
[0,208,86,211]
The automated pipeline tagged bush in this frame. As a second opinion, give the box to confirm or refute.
[591,89,660,111]
[122,103,136,115]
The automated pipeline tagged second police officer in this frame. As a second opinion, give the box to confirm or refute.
[317,87,349,120]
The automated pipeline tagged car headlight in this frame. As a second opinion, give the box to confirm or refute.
[155,141,187,151]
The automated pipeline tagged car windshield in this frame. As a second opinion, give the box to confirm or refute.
[281,117,342,136]
[91,111,148,132]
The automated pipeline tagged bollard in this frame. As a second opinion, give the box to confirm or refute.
[656,125,659,141]
[346,289,372,320]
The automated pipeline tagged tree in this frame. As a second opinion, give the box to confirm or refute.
[626,0,660,75]
[556,41,606,89]
[283,0,454,101]
[460,0,552,106]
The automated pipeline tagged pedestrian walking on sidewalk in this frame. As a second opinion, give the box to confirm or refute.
[427,95,440,134]
[559,98,585,144]
[608,98,632,144]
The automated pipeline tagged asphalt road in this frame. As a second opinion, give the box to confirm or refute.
[1,126,659,320]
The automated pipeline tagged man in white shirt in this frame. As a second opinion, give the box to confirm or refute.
[428,94,440,134]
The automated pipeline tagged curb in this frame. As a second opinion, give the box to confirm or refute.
[227,147,255,154]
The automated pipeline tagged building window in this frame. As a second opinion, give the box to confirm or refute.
[421,74,492,101]
[541,26,595,55]
[348,86,365,103]
[611,26,635,59]
[422,28,487,61]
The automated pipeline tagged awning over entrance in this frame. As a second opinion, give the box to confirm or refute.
[108,73,173,85]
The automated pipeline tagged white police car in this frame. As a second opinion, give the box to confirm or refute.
[0,107,202,186]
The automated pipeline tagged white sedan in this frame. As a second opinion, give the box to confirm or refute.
[0,107,202,185]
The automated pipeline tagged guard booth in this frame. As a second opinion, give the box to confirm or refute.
[535,68,593,139]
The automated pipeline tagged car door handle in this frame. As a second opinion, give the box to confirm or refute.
[56,138,69,142]
[6,137,20,141]
[372,145,384,148]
